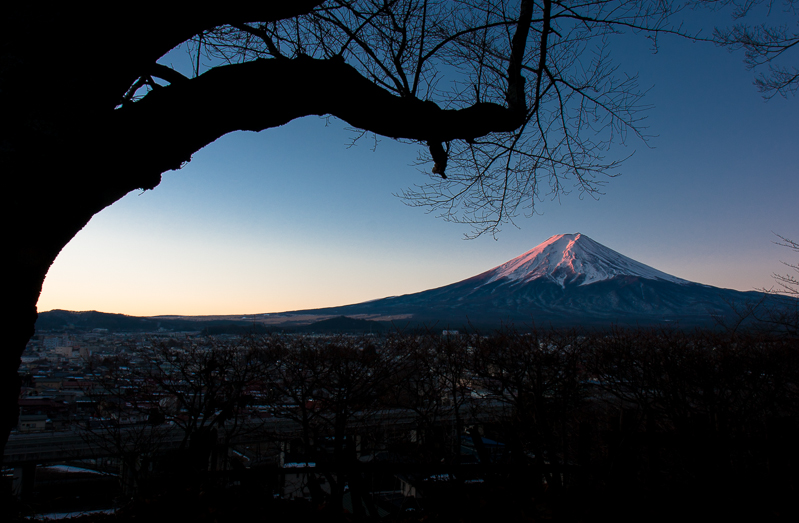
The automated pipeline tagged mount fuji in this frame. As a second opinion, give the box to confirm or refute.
[476,233,689,288]
[263,233,792,329]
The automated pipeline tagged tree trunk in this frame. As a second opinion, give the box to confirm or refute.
[2,4,529,464]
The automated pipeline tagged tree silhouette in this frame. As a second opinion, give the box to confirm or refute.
[3,1,792,458]
[705,0,799,99]
[80,352,172,498]
[473,328,587,489]
[761,234,799,336]
[772,234,799,297]
[258,334,393,512]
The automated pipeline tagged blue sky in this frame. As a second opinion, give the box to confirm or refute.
[38,6,798,316]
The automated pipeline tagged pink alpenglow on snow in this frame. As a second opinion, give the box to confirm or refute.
[481,233,689,288]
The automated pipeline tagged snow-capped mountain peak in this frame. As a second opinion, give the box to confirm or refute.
[482,233,688,288]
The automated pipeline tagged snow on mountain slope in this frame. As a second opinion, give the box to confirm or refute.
[481,233,689,288]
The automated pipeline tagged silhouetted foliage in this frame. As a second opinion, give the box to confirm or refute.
[703,0,799,98]
[6,0,795,465]
[55,326,797,521]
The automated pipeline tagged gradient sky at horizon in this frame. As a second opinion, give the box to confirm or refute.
[37,6,798,317]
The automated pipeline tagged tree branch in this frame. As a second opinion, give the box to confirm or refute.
[111,55,527,186]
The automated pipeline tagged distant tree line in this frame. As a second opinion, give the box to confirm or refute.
[81,326,798,520]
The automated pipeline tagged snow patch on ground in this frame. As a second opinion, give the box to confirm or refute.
[33,509,116,520]
[42,465,112,475]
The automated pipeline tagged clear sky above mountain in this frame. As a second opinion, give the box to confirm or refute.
[37,5,797,317]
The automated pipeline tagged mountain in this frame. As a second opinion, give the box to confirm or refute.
[476,233,689,287]
[278,233,795,329]
[38,234,796,332]
[35,309,254,333]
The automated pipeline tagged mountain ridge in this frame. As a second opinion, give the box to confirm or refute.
[37,234,797,331]
[477,233,690,287]
[270,233,794,328]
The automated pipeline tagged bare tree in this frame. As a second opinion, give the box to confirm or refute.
[704,0,799,98]
[5,1,782,457]
[262,333,392,511]
[80,353,171,498]
[382,333,457,461]
[134,337,272,473]
[730,233,799,336]
[473,328,587,489]
[772,234,799,296]
[762,234,799,336]
[586,327,799,487]
[710,233,799,337]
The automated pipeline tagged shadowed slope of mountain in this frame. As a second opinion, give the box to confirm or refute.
[284,234,796,329]
[37,234,797,332]
[35,309,252,332]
